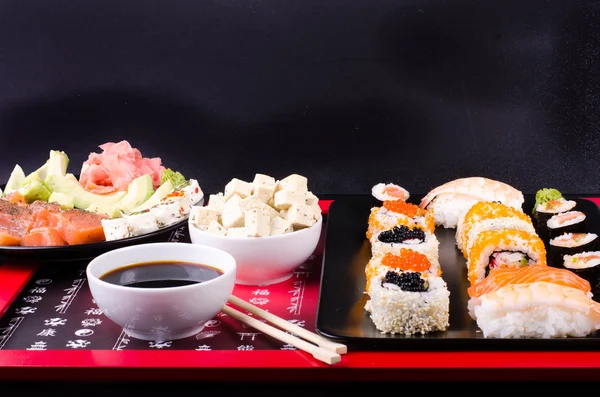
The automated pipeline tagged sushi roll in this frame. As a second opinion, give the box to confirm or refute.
[546,211,587,239]
[456,201,535,258]
[366,200,434,241]
[371,182,410,202]
[370,225,440,270]
[533,198,577,229]
[364,250,449,335]
[548,233,600,267]
[466,229,547,286]
[419,177,524,228]
[563,252,600,299]
[467,266,600,338]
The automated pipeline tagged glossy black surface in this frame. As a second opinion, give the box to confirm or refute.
[0,1,599,195]
[316,194,600,350]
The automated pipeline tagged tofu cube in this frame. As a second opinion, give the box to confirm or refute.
[224,178,253,201]
[226,227,247,237]
[252,173,276,188]
[207,193,226,212]
[273,189,305,210]
[286,203,315,229]
[253,184,276,204]
[312,202,322,220]
[189,206,220,227]
[270,216,293,236]
[304,191,319,206]
[222,194,245,228]
[276,174,308,193]
[241,195,280,219]
[244,208,271,237]
[206,220,227,236]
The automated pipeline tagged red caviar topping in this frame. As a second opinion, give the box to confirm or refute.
[381,249,431,272]
[383,200,424,218]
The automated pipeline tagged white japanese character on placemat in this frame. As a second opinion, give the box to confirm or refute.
[35,279,52,285]
[66,339,90,349]
[37,329,56,337]
[81,318,102,327]
[237,345,254,351]
[195,330,220,340]
[84,308,104,316]
[149,341,172,349]
[249,297,269,306]
[15,307,37,315]
[281,344,297,351]
[29,287,46,294]
[75,329,94,337]
[44,318,67,326]
[195,345,212,351]
[26,341,47,350]
[238,332,260,341]
[23,296,42,304]
[251,289,270,296]
[204,320,221,328]
[288,319,305,327]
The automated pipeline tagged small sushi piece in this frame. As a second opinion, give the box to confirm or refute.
[364,250,449,335]
[546,211,587,239]
[456,201,535,258]
[371,183,410,202]
[563,251,600,299]
[370,225,440,270]
[533,198,577,229]
[467,281,600,338]
[466,229,547,286]
[366,200,435,240]
[548,233,600,267]
[419,177,525,228]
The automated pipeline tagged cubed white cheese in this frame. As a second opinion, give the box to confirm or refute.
[244,208,271,237]
[311,202,322,220]
[126,211,160,236]
[304,191,319,206]
[270,216,293,236]
[252,184,275,204]
[252,173,276,188]
[276,174,308,193]
[286,203,315,229]
[181,179,204,205]
[224,178,253,200]
[189,206,220,227]
[207,193,226,212]
[273,189,305,210]
[226,227,247,237]
[222,194,245,228]
[206,220,227,236]
[241,195,280,219]
[101,218,132,241]
[280,209,288,219]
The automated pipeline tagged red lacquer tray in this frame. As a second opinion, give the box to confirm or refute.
[1,197,600,382]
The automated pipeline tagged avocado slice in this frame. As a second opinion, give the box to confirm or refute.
[18,180,52,203]
[45,150,70,179]
[20,161,49,187]
[83,175,155,217]
[4,164,26,195]
[48,191,74,210]
[130,180,173,213]
[45,173,127,209]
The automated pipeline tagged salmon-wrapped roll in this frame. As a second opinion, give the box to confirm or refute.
[364,250,449,335]
[366,200,435,241]
[466,229,547,286]
[456,201,535,258]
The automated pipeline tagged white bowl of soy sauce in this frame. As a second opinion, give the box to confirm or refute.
[86,242,236,342]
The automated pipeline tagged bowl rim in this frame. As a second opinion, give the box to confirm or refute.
[188,213,323,241]
[86,242,237,292]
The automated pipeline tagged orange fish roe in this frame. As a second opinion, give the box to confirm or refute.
[381,250,431,272]
[383,200,424,218]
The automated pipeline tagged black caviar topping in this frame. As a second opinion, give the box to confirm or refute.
[383,271,429,292]
[378,225,426,244]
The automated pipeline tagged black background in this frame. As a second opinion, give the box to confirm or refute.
[0,0,599,196]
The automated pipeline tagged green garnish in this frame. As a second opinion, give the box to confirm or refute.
[160,168,187,190]
[533,188,564,214]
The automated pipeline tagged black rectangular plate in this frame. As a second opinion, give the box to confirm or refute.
[316,193,600,351]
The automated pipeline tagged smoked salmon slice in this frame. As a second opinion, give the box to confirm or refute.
[0,229,22,246]
[21,227,67,246]
[48,209,106,245]
[467,265,592,298]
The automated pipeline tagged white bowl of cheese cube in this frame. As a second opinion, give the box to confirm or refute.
[188,173,322,286]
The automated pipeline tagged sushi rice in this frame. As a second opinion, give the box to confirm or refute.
[370,230,440,270]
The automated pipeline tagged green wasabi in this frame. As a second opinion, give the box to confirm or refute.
[160,168,187,190]
[533,188,564,214]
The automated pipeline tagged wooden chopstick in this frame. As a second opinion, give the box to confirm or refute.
[228,294,347,354]
[221,304,341,365]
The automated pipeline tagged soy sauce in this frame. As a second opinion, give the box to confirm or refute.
[100,261,223,288]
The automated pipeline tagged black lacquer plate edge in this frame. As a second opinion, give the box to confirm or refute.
[315,193,600,351]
